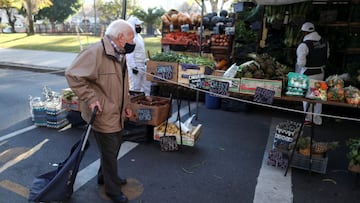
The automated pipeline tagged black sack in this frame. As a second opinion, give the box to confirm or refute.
[28,107,97,202]
[28,138,89,202]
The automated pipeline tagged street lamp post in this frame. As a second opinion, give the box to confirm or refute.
[122,0,127,19]
[94,0,97,35]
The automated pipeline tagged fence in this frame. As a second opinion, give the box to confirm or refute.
[34,23,106,36]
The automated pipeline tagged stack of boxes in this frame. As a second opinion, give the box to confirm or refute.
[30,87,76,129]
[267,120,302,169]
[45,102,69,128]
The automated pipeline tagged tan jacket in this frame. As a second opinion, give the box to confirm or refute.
[65,37,130,133]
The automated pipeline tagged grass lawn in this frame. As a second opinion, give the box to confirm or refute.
[0,33,161,54]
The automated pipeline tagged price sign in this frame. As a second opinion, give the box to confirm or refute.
[209,80,229,95]
[189,74,205,89]
[253,87,275,104]
[137,109,152,121]
[156,65,173,80]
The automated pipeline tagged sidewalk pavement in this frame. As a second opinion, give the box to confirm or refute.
[0,48,77,71]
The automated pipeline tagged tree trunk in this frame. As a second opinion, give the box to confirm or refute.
[209,0,218,12]
[147,26,154,37]
[26,0,35,35]
[5,8,17,33]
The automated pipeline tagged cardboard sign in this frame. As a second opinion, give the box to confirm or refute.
[156,65,173,80]
[137,109,152,121]
[189,74,205,89]
[209,80,229,96]
[253,87,275,104]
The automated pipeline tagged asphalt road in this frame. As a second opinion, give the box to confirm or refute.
[1,67,360,203]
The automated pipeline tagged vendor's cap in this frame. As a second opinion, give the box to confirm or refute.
[127,16,143,25]
[301,22,315,32]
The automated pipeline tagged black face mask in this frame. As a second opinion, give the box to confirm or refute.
[124,43,136,54]
[135,27,142,33]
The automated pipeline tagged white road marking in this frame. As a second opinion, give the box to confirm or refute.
[0,101,198,194]
[253,118,293,203]
[74,141,138,191]
[0,125,37,142]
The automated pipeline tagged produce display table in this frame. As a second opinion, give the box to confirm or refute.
[277,95,360,109]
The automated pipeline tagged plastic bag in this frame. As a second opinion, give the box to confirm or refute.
[326,75,344,88]
[223,63,239,78]
[305,79,328,101]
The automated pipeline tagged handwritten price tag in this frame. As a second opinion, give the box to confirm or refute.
[189,74,205,89]
[209,80,229,96]
[253,87,275,104]
[137,109,152,121]
[156,66,173,80]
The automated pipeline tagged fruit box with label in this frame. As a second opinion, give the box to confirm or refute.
[178,63,207,84]
[129,96,171,126]
[153,122,202,147]
[146,60,178,83]
[240,77,282,97]
[203,75,241,93]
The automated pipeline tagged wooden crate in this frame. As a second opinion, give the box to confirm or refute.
[129,96,171,126]
[203,75,241,93]
[178,63,206,84]
[212,70,225,76]
[146,60,178,83]
[240,77,283,97]
[153,122,202,147]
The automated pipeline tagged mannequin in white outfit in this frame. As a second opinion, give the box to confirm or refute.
[126,16,151,96]
[296,22,329,125]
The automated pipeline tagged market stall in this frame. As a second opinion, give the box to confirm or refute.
[124,0,360,154]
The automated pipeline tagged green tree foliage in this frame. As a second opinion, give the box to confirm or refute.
[132,7,165,36]
[0,0,22,32]
[97,0,123,24]
[36,0,81,23]
[96,0,134,24]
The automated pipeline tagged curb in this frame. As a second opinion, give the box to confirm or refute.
[0,62,65,75]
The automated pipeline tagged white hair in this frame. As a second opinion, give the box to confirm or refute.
[104,19,133,37]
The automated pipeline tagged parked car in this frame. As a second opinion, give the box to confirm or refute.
[2,26,26,33]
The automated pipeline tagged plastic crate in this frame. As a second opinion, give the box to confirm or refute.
[290,152,328,174]
[33,107,47,126]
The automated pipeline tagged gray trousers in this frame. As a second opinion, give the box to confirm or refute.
[93,130,123,195]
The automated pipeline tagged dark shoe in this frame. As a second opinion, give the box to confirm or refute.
[106,192,128,203]
[119,178,127,185]
[97,176,127,185]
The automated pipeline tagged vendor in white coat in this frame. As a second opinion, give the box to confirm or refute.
[126,16,151,96]
[296,22,330,125]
